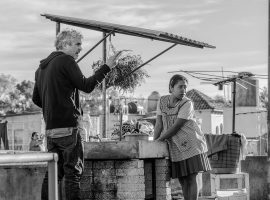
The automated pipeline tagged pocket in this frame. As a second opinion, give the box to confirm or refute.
[56,129,78,150]
[172,131,192,152]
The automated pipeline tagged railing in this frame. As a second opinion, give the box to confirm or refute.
[0,152,58,200]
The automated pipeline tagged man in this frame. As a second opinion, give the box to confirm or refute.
[32,28,121,200]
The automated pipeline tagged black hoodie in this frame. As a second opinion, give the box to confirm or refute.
[32,51,110,130]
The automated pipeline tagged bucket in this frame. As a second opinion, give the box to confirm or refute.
[205,134,241,174]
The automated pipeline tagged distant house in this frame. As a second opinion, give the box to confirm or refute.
[2,111,45,151]
[186,89,225,134]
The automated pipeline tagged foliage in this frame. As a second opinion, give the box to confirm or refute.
[259,86,268,108]
[0,74,38,114]
[92,53,149,93]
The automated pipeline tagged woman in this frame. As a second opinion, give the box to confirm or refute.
[29,132,45,151]
[154,74,211,200]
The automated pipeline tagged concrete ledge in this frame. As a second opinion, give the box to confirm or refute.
[84,140,169,159]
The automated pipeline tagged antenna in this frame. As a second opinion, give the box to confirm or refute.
[213,72,254,134]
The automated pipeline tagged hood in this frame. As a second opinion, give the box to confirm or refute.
[39,51,64,69]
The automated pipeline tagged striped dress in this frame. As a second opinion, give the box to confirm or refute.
[157,95,211,178]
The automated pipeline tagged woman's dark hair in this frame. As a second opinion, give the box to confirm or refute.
[169,74,188,93]
[31,132,38,139]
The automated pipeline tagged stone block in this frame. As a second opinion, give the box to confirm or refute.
[84,160,93,168]
[155,158,170,167]
[115,160,144,169]
[80,175,93,191]
[93,161,114,169]
[117,183,145,192]
[93,168,116,177]
[155,166,169,174]
[93,191,117,199]
[116,168,144,176]
[117,175,145,184]
[117,191,145,199]
[156,180,170,188]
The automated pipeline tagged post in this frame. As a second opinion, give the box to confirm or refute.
[102,32,107,138]
[48,155,59,200]
[232,79,236,133]
[267,1,270,199]
[268,0,270,160]
[56,22,60,35]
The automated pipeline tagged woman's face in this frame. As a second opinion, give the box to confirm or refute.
[32,133,39,140]
[170,80,188,100]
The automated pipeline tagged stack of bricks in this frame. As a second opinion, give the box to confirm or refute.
[155,159,172,200]
[115,160,146,200]
[80,158,172,200]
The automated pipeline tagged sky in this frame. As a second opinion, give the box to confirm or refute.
[0,0,268,98]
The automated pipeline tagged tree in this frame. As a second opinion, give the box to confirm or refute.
[0,74,39,114]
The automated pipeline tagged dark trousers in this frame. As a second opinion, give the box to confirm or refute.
[41,129,84,200]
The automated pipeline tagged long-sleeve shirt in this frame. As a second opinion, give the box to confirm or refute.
[32,51,110,130]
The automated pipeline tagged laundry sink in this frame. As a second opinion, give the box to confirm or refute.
[84,140,169,160]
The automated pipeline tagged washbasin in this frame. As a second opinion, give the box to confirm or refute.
[84,140,169,160]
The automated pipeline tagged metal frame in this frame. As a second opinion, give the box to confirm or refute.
[0,153,59,200]
[42,13,216,137]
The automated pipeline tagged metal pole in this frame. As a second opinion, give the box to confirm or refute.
[130,43,177,74]
[232,79,236,133]
[268,0,270,159]
[48,154,59,200]
[77,30,114,63]
[102,32,107,138]
[56,22,60,35]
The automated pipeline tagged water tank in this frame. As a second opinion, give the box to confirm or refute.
[147,91,160,113]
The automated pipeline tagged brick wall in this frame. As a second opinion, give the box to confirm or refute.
[81,159,171,200]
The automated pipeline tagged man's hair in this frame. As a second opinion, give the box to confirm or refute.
[55,28,83,50]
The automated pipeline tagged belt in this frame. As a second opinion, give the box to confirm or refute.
[46,127,76,138]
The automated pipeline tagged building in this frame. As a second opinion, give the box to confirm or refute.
[186,89,224,134]
[2,111,45,151]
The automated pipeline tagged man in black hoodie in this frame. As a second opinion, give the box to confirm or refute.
[32,29,122,200]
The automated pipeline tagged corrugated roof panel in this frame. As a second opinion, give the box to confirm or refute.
[41,13,215,49]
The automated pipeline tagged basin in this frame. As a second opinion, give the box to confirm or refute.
[84,140,169,160]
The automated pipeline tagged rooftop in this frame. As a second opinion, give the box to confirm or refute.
[186,89,225,110]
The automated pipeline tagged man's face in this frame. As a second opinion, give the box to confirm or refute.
[63,38,82,60]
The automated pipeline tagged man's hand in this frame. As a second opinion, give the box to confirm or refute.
[106,50,124,69]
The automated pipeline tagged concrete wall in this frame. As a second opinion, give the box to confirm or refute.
[195,110,223,134]
[241,156,269,200]
[211,112,224,134]
[5,112,45,151]
[0,159,171,200]
[0,164,46,200]
[223,107,267,137]
[196,110,212,134]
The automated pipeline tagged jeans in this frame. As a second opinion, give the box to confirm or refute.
[41,128,84,200]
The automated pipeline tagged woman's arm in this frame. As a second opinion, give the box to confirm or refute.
[157,118,187,141]
[154,115,163,140]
